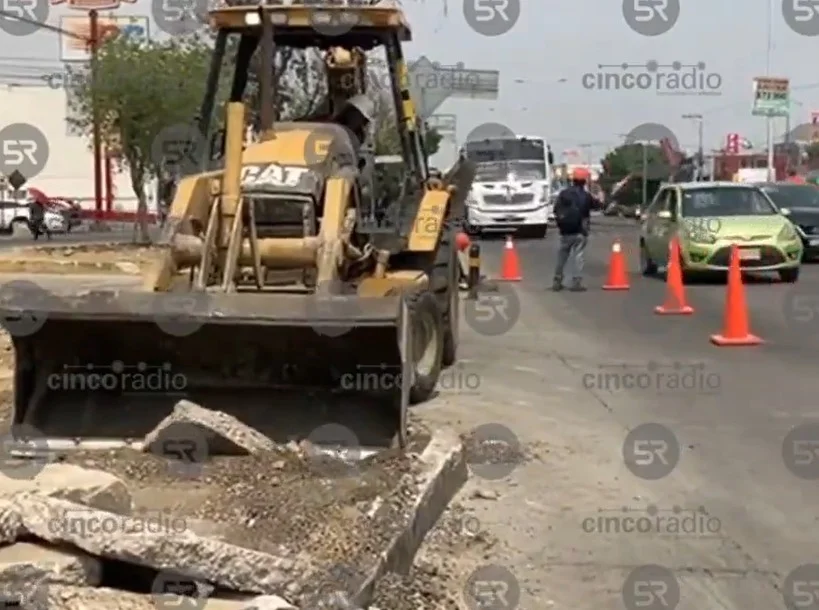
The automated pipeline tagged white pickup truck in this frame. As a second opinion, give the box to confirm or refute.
[0,201,68,236]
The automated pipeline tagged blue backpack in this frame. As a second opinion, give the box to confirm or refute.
[555,188,584,233]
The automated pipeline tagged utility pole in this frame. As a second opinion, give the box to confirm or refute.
[682,113,704,180]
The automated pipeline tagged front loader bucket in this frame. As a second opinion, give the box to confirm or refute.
[0,289,411,452]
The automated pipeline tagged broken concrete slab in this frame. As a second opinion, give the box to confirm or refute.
[0,499,23,544]
[11,493,319,597]
[45,587,298,610]
[203,595,297,609]
[307,428,467,608]
[0,463,131,514]
[0,542,101,586]
[143,400,278,457]
[46,585,155,610]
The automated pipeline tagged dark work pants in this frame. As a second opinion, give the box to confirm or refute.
[553,233,587,283]
[29,219,51,241]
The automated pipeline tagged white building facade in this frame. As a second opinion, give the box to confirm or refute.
[0,0,159,212]
[0,83,141,210]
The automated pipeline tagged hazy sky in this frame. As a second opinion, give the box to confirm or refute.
[2,0,818,166]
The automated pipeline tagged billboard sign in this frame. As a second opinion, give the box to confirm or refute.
[408,56,499,118]
[752,76,789,117]
[60,15,148,62]
[726,132,739,153]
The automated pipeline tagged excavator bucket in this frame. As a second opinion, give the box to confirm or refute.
[0,287,411,452]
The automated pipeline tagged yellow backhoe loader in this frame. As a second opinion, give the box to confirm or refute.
[0,1,474,452]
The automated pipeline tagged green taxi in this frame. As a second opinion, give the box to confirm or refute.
[639,181,802,283]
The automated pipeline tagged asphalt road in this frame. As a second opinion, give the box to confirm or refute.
[415,217,819,609]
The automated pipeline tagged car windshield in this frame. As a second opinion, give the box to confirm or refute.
[681,187,777,217]
[761,184,819,208]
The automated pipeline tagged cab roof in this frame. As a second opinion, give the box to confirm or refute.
[209,2,412,48]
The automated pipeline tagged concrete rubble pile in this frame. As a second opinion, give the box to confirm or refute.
[0,400,468,609]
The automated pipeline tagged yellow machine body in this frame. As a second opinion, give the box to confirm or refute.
[0,3,474,453]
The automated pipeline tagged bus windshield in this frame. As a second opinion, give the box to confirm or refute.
[465,138,547,182]
[464,138,545,163]
[474,161,545,182]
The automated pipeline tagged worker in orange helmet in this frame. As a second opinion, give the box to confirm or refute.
[552,166,594,291]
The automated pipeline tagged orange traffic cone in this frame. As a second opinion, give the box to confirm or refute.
[499,235,522,281]
[655,237,694,315]
[710,244,762,346]
[603,239,629,290]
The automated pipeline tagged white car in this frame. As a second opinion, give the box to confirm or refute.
[0,201,67,236]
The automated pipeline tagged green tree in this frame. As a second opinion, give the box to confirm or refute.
[424,125,443,157]
[68,35,213,242]
[599,143,669,206]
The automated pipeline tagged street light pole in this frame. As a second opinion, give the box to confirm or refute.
[642,143,648,207]
[89,9,104,226]
[682,113,704,180]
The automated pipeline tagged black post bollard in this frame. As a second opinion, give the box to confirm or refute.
[467,243,480,300]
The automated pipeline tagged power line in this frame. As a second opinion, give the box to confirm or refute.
[0,9,86,40]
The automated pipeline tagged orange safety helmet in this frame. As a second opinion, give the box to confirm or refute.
[571,167,591,181]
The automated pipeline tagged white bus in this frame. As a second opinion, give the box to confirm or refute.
[462,134,553,239]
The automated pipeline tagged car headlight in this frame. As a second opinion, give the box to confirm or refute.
[778,223,798,241]
[466,193,479,208]
[685,230,717,244]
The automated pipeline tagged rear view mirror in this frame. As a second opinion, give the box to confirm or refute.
[780,207,792,216]
[657,210,672,219]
